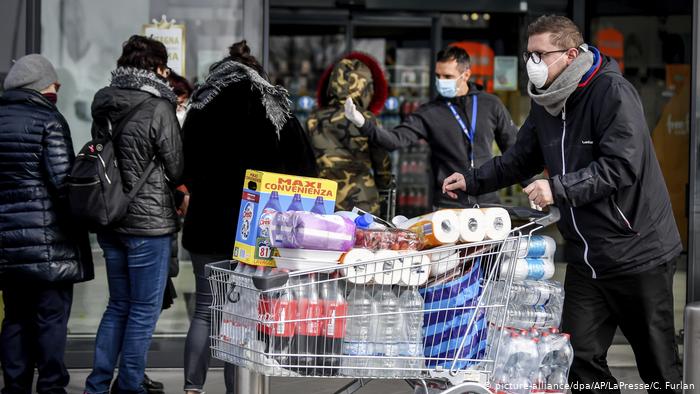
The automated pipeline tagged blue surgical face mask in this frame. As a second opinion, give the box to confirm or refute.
[436,76,461,98]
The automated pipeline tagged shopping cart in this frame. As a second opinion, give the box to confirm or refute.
[207,206,559,394]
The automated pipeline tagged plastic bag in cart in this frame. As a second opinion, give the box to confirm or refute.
[419,258,487,370]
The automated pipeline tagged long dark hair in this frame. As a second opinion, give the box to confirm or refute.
[228,40,265,77]
[117,35,168,73]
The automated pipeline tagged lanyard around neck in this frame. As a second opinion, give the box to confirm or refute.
[446,95,478,168]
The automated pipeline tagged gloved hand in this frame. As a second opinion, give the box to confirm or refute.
[344,98,366,128]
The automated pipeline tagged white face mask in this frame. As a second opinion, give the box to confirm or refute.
[526,52,567,89]
[436,75,463,98]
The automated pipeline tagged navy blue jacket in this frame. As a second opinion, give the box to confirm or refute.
[0,89,93,284]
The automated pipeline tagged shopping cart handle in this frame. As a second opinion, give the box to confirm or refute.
[252,270,290,291]
[480,204,560,226]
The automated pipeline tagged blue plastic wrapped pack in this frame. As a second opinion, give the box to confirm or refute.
[419,258,487,370]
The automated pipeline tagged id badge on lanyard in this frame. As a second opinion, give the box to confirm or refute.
[446,96,478,169]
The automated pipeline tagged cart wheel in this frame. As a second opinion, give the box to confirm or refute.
[438,382,491,394]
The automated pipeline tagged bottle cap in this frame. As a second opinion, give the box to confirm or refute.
[355,213,374,228]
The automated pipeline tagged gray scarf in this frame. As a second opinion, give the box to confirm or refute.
[110,67,178,105]
[527,49,594,116]
[190,59,292,137]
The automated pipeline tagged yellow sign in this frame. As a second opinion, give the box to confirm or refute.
[143,15,186,76]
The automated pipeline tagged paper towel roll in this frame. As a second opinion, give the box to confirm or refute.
[340,248,376,284]
[455,209,487,243]
[500,256,555,281]
[524,235,556,258]
[429,250,462,277]
[373,250,403,285]
[401,210,460,248]
[399,254,431,286]
[481,208,511,240]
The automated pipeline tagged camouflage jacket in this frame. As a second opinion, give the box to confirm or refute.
[307,58,392,214]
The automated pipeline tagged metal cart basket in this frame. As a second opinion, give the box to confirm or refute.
[207,207,559,393]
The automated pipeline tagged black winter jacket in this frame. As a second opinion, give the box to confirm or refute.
[182,73,318,256]
[91,87,183,236]
[360,82,519,207]
[468,57,682,278]
[0,89,94,284]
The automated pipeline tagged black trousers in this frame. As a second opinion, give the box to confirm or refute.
[561,261,683,394]
[0,282,73,394]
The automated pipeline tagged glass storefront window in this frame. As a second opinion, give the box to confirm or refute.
[40,0,257,336]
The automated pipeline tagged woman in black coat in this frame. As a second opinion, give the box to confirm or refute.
[181,40,317,394]
[0,54,93,394]
[83,35,183,394]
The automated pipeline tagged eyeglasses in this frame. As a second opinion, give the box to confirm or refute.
[522,49,568,64]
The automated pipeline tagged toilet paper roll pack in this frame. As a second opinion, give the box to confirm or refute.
[500,256,555,281]
[429,249,462,277]
[398,210,461,248]
[398,253,431,286]
[481,208,511,240]
[453,209,487,243]
[340,248,376,284]
[373,250,403,285]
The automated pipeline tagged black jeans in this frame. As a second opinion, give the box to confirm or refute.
[0,282,73,394]
[561,261,683,394]
[183,253,235,393]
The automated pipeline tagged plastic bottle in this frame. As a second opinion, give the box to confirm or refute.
[547,366,568,394]
[398,287,425,372]
[492,332,539,394]
[311,196,326,214]
[509,280,564,308]
[287,193,305,211]
[258,191,282,240]
[268,287,296,367]
[372,288,402,377]
[335,211,375,229]
[222,262,246,361]
[550,333,573,371]
[506,305,560,329]
[341,287,374,377]
[318,273,347,375]
[291,274,321,375]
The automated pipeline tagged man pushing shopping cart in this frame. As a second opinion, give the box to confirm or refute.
[443,14,683,394]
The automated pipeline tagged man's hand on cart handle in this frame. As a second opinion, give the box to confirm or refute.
[344,98,366,128]
[524,180,554,209]
[442,172,467,199]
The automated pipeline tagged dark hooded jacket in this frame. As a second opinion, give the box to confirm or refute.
[307,56,392,214]
[468,53,682,278]
[182,59,317,255]
[90,67,184,236]
[0,89,93,284]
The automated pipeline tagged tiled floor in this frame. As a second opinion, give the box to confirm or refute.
[0,367,647,394]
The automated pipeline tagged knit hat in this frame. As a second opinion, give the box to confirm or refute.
[3,54,58,92]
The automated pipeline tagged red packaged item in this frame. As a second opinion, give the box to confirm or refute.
[354,228,422,251]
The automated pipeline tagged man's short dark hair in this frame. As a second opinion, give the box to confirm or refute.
[117,35,168,72]
[437,46,471,71]
[527,15,584,49]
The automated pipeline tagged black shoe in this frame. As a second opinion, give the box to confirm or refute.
[110,377,164,394]
[143,374,165,393]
